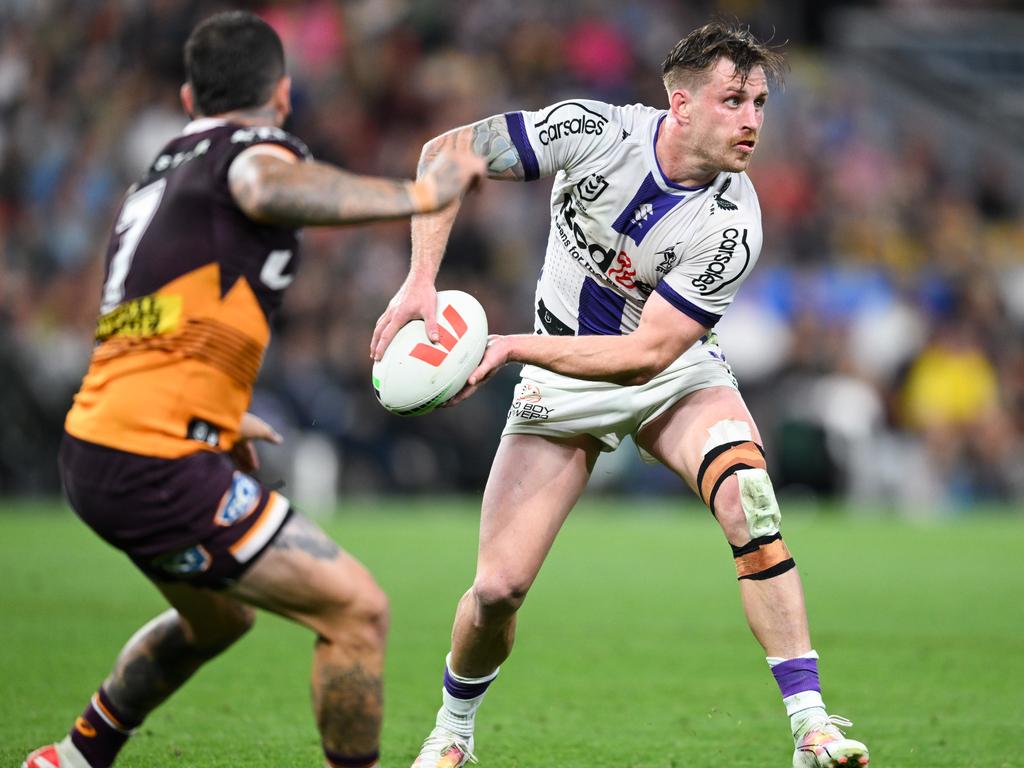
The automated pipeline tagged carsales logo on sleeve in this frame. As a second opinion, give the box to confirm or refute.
[691,228,751,295]
[535,103,607,145]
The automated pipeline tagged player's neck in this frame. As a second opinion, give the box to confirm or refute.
[655,115,717,188]
[206,104,282,128]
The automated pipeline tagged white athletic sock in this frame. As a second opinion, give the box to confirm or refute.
[436,652,499,739]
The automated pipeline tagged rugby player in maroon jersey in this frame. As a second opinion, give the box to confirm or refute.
[24,11,483,768]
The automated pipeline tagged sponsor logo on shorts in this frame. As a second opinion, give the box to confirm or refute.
[514,383,543,404]
[508,402,553,420]
[214,472,261,527]
[691,227,751,296]
[535,103,608,146]
[152,545,211,576]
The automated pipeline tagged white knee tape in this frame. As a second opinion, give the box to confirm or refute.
[702,419,754,455]
[736,468,781,538]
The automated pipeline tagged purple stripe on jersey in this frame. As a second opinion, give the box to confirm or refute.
[655,281,721,328]
[610,173,687,246]
[578,276,627,336]
[504,112,540,181]
[444,667,495,700]
[771,657,821,698]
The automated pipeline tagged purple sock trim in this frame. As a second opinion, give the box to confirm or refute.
[443,666,494,700]
[69,697,131,768]
[771,657,821,698]
[323,745,379,768]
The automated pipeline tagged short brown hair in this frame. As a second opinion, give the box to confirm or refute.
[662,20,785,93]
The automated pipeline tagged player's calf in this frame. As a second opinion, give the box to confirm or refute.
[306,576,388,768]
[26,602,255,768]
[238,513,389,768]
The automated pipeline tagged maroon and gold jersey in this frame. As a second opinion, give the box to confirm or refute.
[66,119,311,459]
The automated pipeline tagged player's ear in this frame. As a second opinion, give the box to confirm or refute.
[669,89,691,125]
[272,76,292,124]
[180,82,195,119]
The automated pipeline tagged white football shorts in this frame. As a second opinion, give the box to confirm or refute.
[502,340,739,462]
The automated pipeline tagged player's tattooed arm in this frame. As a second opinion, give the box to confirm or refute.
[370,115,523,359]
[406,115,524,277]
[229,148,483,227]
[472,116,525,179]
[417,116,524,182]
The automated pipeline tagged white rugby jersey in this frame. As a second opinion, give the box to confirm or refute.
[504,99,762,357]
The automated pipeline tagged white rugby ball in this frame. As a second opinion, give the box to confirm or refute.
[372,290,488,416]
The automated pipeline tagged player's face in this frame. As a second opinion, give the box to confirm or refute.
[689,59,768,173]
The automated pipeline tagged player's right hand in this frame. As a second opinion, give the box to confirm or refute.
[371,277,438,361]
[418,148,486,210]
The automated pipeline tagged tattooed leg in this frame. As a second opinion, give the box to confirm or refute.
[314,643,384,756]
[230,511,389,761]
[103,589,255,721]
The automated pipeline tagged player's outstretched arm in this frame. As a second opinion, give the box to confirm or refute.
[448,293,708,405]
[371,115,527,358]
[227,147,484,227]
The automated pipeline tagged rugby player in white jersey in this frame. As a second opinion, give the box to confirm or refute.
[372,21,869,768]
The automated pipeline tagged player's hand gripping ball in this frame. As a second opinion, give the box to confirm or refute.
[372,290,488,416]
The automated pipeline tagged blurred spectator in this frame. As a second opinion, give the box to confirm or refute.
[0,0,1021,510]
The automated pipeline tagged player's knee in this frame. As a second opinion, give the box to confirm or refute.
[352,579,390,646]
[695,428,795,581]
[320,577,390,650]
[471,572,529,617]
[714,471,794,582]
[710,477,755,545]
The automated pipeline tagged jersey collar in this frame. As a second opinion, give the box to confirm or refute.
[183,117,229,135]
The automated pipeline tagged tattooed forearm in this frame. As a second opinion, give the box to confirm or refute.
[231,155,417,226]
[418,117,524,181]
[271,513,341,561]
[471,116,524,179]
[315,658,383,755]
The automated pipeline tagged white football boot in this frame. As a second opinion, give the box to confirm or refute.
[793,715,869,767]
[410,726,476,768]
[23,737,91,768]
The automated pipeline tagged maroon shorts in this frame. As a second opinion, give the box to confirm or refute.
[59,433,292,589]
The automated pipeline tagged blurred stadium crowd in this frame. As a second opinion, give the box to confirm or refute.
[1,0,1022,511]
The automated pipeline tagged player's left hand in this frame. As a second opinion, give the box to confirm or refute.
[231,412,284,473]
[445,334,510,407]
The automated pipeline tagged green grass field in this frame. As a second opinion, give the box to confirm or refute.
[2,499,1022,767]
